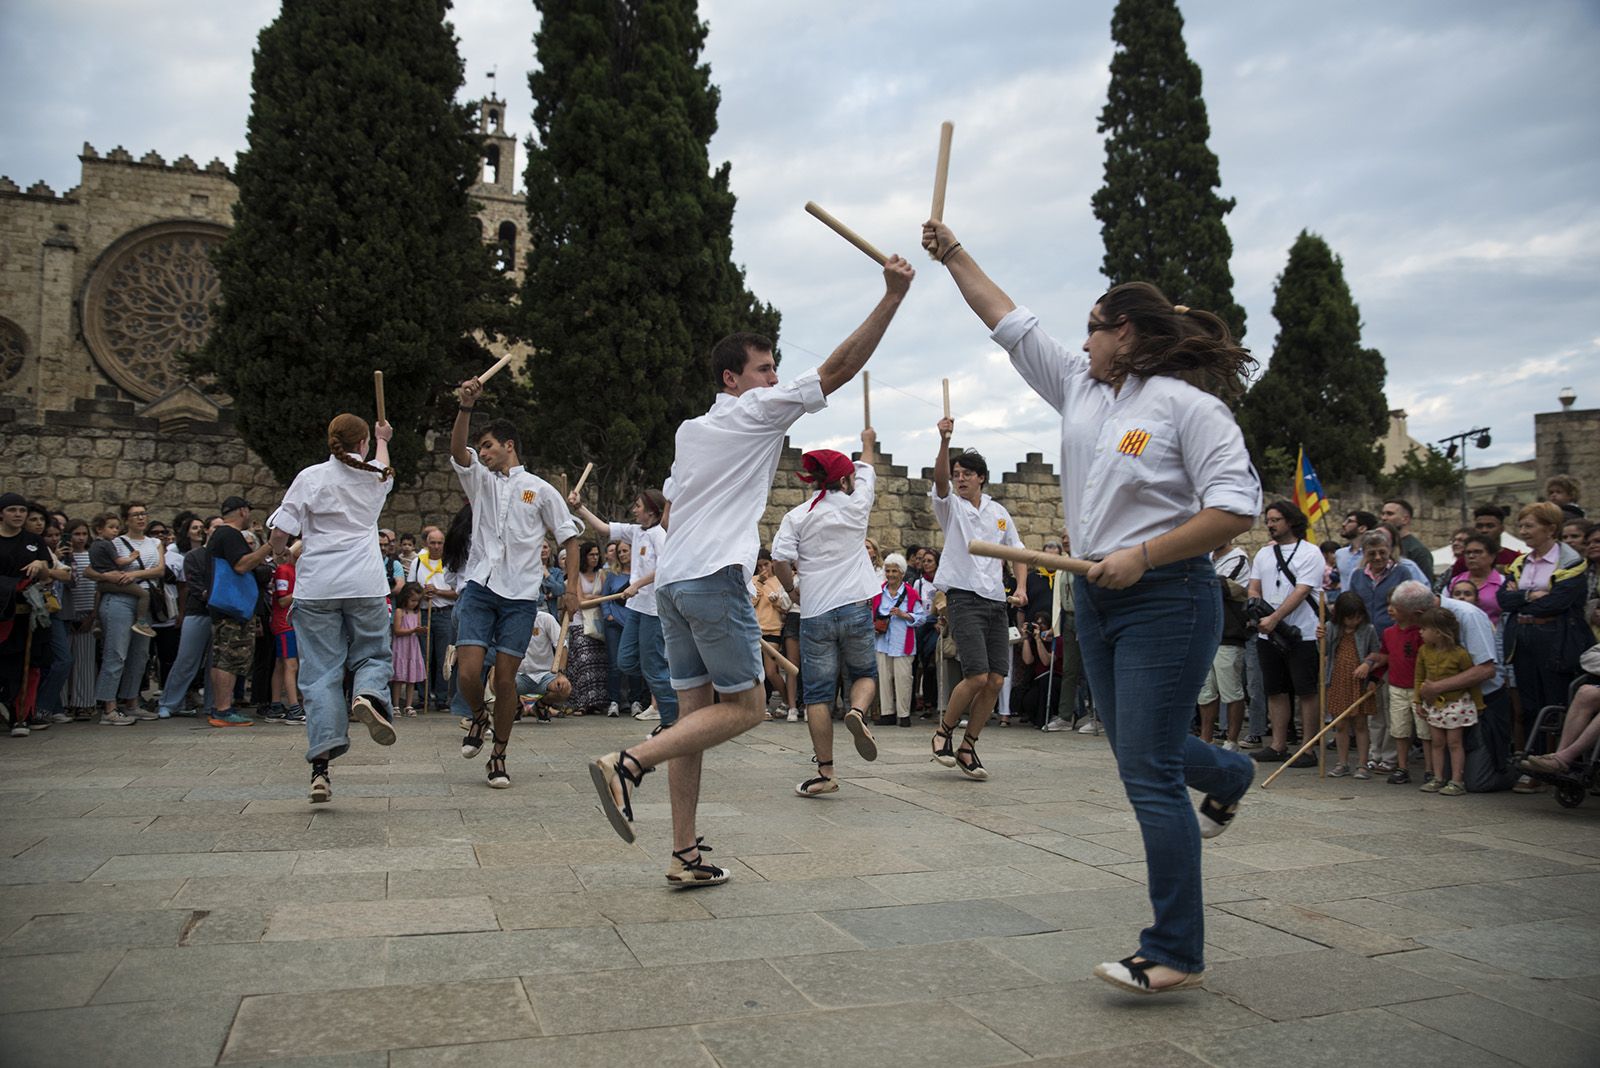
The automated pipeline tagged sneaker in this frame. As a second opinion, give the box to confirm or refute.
[1419,778,1443,793]
[1042,717,1068,732]
[1329,763,1350,778]
[1197,795,1241,840]
[172,707,200,718]
[1422,770,1437,785]
[156,708,171,719]
[1372,760,1397,774]
[100,711,137,726]
[49,712,72,724]
[629,701,644,717]
[786,708,799,723]
[260,704,287,722]
[281,705,306,724]
[1077,719,1099,734]
[127,706,160,721]
[208,711,254,727]
[1352,766,1372,780]
[131,622,157,638]
[1386,768,1411,785]
[634,706,660,721]
[1439,781,1466,796]
[605,701,620,718]
[1240,734,1263,749]
[310,761,331,804]
[350,694,396,746]
[9,723,28,737]
[1221,740,1241,752]
[1511,774,1546,794]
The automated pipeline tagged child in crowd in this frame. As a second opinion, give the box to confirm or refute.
[267,543,304,723]
[1414,606,1483,796]
[1361,590,1433,785]
[390,583,426,716]
[88,512,155,638]
[1323,591,1378,779]
[1449,580,1479,606]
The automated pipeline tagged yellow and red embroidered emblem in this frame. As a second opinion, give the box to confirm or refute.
[521,490,536,504]
[1116,429,1152,457]
[997,518,1008,531]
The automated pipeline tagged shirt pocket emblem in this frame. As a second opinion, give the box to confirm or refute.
[522,490,536,504]
[1116,428,1153,457]
[997,518,1007,531]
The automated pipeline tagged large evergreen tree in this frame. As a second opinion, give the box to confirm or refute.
[520,0,779,514]
[1092,0,1246,339]
[1237,231,1388,489]
[199,0,506,483]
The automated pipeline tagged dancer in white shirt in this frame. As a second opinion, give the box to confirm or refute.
[772,429,883,796]
[450,378,582,789]
[267,413,400,804]
[589,256,916,886]
[927,418,1027,779]
[924,218,1259,995]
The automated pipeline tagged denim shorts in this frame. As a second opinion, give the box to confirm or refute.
[799,601,878,706]
[455,580,539,660]
[945,588,1011,678]
[273,628,298,660]
[657,565,763,694]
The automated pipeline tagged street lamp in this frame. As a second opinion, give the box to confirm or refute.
[1437,426,1492,524]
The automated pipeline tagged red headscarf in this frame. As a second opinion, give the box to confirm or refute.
[797,449,856,510]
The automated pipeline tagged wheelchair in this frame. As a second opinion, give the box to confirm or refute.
[1515,676,1600,809]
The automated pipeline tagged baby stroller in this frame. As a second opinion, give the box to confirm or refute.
[1516,675,1600,809]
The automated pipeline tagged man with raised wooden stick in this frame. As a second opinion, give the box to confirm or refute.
[772,426,883,797]
[589,254,916,887]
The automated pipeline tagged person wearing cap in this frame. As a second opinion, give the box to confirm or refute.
[924,215,1261,994]
[267,413,402,804]
[927,417,1027,779]
[588,253,915,887]
[205,495,274,727]
[771,429,884,796]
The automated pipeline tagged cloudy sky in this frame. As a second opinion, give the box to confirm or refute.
[4,0,1597,482]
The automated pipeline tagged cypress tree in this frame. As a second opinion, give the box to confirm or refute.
[1092,0,1246,339]
[198,0,506,483]
[1237,231,1388,488]
[520,0,779,514]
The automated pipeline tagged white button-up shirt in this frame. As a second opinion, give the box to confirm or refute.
[931,488,1023,602]
[609,521,666,617]
[658,369,827,587]
[267,455,395,600]
[992,306,1261,560]
[451,448,581,602]
[771,461,879,618]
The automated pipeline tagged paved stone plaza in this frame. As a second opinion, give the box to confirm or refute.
[1,714,1597,1067]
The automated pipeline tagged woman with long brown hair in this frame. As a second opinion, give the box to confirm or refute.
[923,219,1261,994]
[267,412,399,804]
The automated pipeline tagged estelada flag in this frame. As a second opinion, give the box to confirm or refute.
[1294,446,1331,540]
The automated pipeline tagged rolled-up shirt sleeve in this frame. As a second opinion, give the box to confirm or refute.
[1179,397,1262,518]
[749,368,827,430]
[450,447,490,499]
[268,475,307,537]
[992,305,1080,414]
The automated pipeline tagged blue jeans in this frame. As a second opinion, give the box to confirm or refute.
[454,581,538,659]
[425,605,454,709]
[95,594,151,704]
[631,612,678,725]
[658,566,762,695]
[293,597,393,763]
[799,601,877,706]
[1074,557,1254,974]
[159,615,215,716]
[38,617,72,715]
[605,615,643,706]
[1244,638,1267,738]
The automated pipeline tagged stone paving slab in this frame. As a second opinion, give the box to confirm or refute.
[2,714,1597,1066]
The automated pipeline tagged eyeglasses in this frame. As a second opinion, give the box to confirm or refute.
[1086,319,1118,334]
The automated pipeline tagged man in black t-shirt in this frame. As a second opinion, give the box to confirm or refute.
[1,492,51,727]
[207,497,271,727]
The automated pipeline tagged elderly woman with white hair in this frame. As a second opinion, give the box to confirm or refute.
[873,552,929,728]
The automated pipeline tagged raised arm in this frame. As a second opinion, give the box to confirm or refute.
[859,426,877,466]
[373,419,392,471]
[932,416,954,498]
[921,221,1017,330]
[816,256,916,396]
[567,492,611,539]
[451,378,482,468]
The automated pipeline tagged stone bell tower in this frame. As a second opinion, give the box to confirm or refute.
[469,93,526,280]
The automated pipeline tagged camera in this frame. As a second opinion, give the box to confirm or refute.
[1245,597,1302,654]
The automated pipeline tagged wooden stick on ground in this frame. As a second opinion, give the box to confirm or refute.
[572,462,595,498]
[759,639,800,678]
[1260,690,1375,790]
[930,121,954,222]
[373,370,387,425]
[968,540,1093,576]
[804,201,888,265]
[942,378,951,419]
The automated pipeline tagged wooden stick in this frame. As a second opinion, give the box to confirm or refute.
[373,370,387,425]
[804,201,888,265]
[476,351,516,385]
[930,121,954,222]
[579,591,628,610]
[573,462,595,498]
[863,372,871,430]
[1261,691,1375,790]
[552,609,574,674]
[968,540,1094,576]
[1318,592,1328,778]
[759,639,800,678]
[422,598,432,714]
[942,378,951,419]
